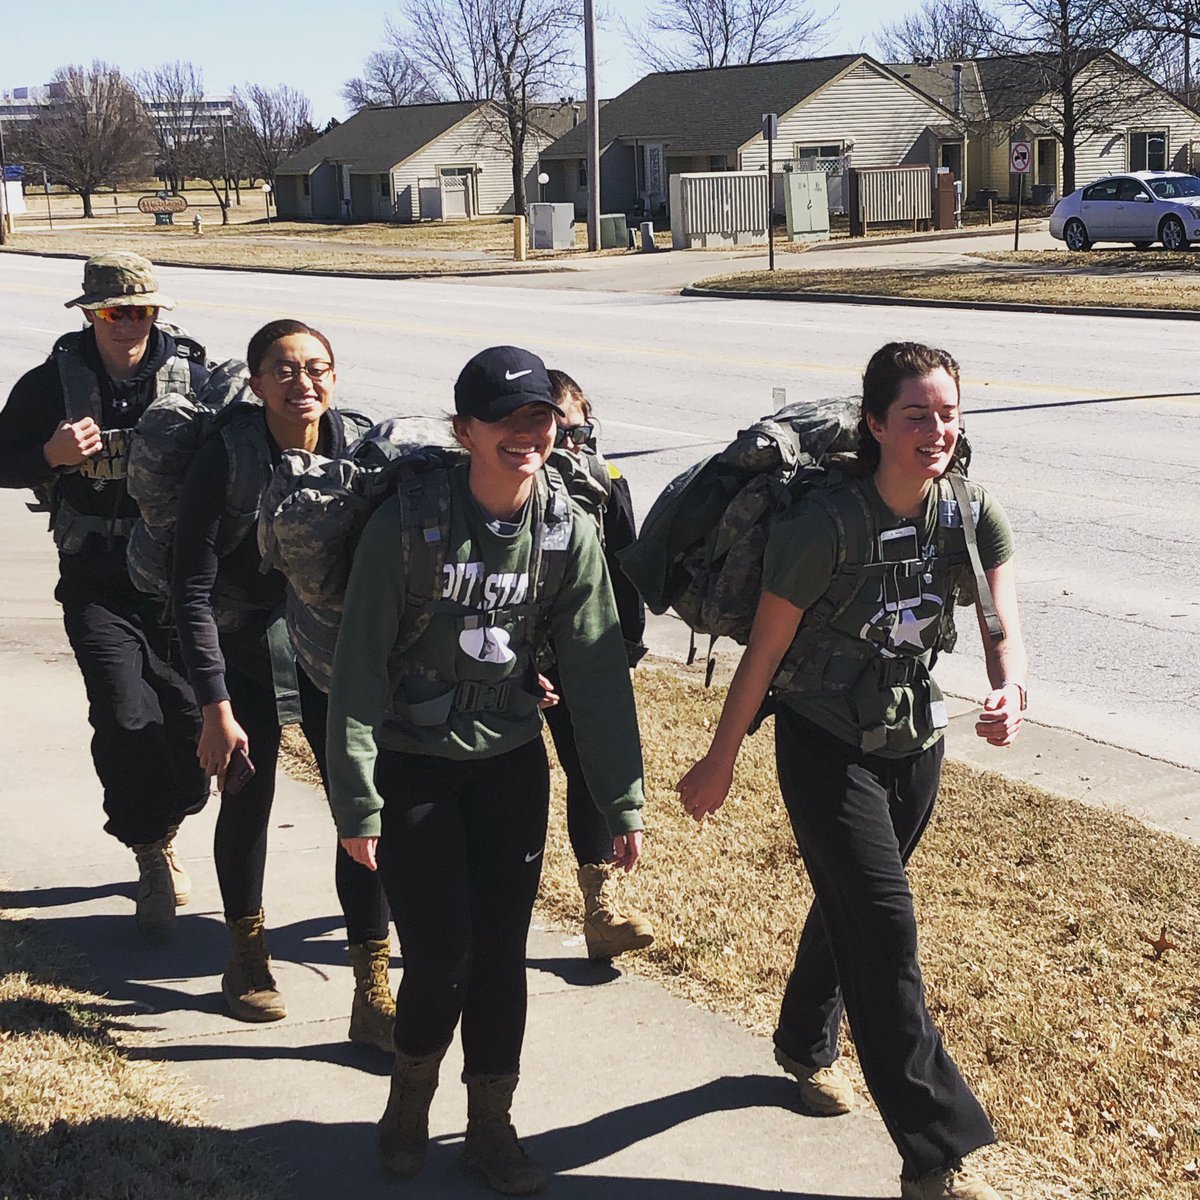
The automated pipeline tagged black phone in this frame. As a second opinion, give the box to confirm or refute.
[879,526,922,612]
[224,747,256,796]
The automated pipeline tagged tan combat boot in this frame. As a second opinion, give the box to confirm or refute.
[162,825,191,906]
[222,910,286,1022]
[377,1042,450,1178]
[348,937,395,1053]
[461,1073,548,1195]
[131,839,176,939]
[577,862,655,961]
[774,1045,856,1115]
[900,1163,1003,1199]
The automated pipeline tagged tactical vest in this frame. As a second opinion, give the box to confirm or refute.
[772,472,984,753]
[383,463,574,731]
[44,327,201,554]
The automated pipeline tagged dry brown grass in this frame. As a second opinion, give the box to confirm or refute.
[974,249,1200,272]
[692,264,1200,311]
[0,905,283,1200]
[283,663,1200,1200]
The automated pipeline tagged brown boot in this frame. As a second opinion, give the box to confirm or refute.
[901,1163,1003,1200]
[461,1073,548,1195]
[131,839,176,939]
[162,825,190,906]
[774,1045,855,1115]
[348,938,395,1053]
[222,910,286,1022]
[577,863,655,961]
[377,1042,450,1178]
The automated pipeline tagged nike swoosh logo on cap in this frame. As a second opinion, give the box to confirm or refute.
[505,369,533,381]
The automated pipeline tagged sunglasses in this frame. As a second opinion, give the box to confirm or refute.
[265,361,333,384]
[555,422,594,448]
[92,305,157,323]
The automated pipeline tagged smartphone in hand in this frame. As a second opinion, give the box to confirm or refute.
[224,747,256,796]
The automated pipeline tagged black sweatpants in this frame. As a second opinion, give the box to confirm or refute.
[543,667,613,867]
[773,706,994,1179]
[374,736,550,1075]
[60,582,207,848]
[215,660,389,943]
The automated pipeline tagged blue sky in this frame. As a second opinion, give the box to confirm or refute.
[4,0,897,127]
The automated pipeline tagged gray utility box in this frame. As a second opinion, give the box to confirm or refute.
[599,213,629,248]
[529,202,575,250]
[783,170,830,243]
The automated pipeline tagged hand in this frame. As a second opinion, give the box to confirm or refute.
[610,830,642,872]
[975,685,1024,747]
[536,673,560,710]
[341,836,379,871]
[676,755,734,823]
[43,418,102,468]
[197,701,249,791]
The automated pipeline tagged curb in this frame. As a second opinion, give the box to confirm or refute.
[807,217,1051,252]
[680,284,1200,321]
[0,245,570,282]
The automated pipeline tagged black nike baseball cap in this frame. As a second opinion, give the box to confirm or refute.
[454,346,565,423]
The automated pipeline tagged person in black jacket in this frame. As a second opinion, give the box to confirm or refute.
[171,319,392,1047]
[0,253,209,940]
[544,369,655,960]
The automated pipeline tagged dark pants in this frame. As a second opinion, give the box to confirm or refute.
[773,706,995,1179]
[375,736,550,1075]
[60,583,206,848]
[215,660,389,943]
[543,667,613,867]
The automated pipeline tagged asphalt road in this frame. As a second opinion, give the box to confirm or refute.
[2,253,1197,771]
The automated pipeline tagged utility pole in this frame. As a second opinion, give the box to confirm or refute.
[0,111,9,245]
[584,0,600,251]
[219,110,230,213]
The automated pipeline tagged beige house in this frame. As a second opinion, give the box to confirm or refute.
[895,53,1200,203]
[538,55,965,219]
[274,101,574,222]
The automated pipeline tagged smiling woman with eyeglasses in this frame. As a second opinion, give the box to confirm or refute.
[169,318,392,1045]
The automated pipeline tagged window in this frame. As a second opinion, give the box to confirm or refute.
[1082,179,1120,201]
[578,159,587,188]
[795,143,842,159]
[708,154,729,171]
[1130,130,1168,172]
[380,173,389,197]
[1114,177,1151,202]
[301,176,310,197]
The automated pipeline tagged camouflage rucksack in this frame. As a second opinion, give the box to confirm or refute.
[618,391,1000,684]
[259,418,608,692]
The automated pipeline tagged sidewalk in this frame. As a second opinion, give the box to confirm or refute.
[0,487,899,1199]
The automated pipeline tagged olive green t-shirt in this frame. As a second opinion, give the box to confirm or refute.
[762,475,1015,754]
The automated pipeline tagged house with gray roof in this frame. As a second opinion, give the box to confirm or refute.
[537,54,965,219]
[274,101,572,222]
[890,53,1200,203]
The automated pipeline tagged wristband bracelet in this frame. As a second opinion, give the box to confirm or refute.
[1001,680,1028,711]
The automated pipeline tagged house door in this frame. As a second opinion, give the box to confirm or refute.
[939,141,962,181]
[1036,139,1057,190]
[440,169,472,220]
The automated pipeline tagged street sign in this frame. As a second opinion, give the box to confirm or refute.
[762,113,778,142]
[1010,141,1032,174]
[137,195,188,215]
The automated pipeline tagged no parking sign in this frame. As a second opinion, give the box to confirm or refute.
[1010,141,1032,174]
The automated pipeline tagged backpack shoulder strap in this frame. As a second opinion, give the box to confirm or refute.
[51,332,103,425]
[944,472,1003,643]
[394,464,454,654]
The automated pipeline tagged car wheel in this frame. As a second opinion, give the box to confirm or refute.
[1064,219,1091,251]
[1132,241,1152,249]
[1160,215,1189,251]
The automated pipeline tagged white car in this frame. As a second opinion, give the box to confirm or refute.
[1048,171,1200,251]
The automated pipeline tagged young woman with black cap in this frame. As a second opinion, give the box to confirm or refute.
[326,344,645,1196]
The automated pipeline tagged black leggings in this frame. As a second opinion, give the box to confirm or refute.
[215,661,389,943]
[773,707,994,1179]
[543,666,613,867]
[375,736,550,1075]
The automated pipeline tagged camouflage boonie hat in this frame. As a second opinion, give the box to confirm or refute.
[65,251,176,311]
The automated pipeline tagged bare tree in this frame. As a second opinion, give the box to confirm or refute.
[877,0,995,61]
[395,0,577,216]
[343,22,442,108]
[1116,0,1200,104]
[625,0,831,72]
[230,83,313,192]
[20,62,152,217]
[189,131,234,224]
[136,60,208,191]
[978,0,1162,193]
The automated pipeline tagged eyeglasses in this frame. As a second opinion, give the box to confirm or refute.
[265,361,333,384]
[92,305,157,323]
[555,422,594,448]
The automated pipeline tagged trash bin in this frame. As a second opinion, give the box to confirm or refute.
[1031,183,1056,206]
[974,188,1000,208]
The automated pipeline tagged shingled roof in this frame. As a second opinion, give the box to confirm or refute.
[276,101,483,174]
[542,54,866,159]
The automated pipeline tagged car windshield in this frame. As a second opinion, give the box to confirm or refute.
[1148,177,1200,198]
